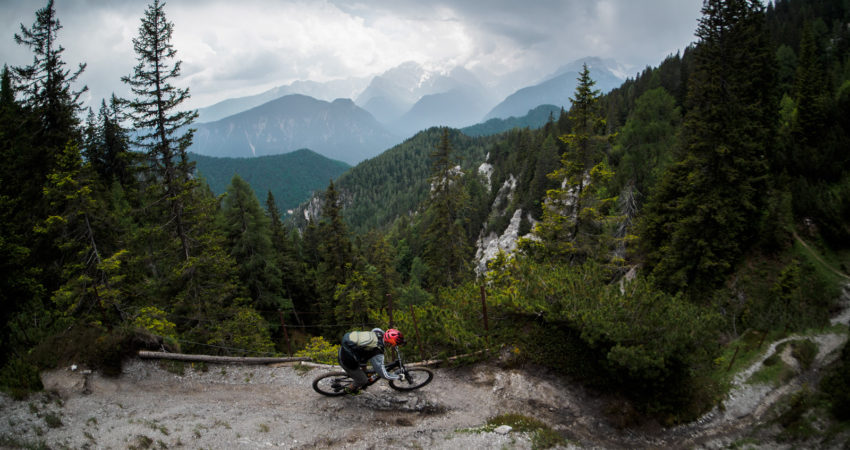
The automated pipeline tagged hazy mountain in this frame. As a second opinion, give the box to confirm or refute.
[484,57,628,120]
[392,87,494,137]
[355,62,497,135]
[189,94,400,165]
[191,149,350,213]
[196,77,370,123]
[462,104,562,137]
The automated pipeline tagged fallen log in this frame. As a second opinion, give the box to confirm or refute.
[138,350,311,365]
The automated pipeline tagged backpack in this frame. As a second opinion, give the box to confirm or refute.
[347,330,379,350]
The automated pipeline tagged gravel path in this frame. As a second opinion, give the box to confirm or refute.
[2,285,848,449]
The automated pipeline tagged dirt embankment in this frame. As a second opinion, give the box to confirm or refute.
[2,285,848,449]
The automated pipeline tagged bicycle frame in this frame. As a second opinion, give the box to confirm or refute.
[360,346,404,384]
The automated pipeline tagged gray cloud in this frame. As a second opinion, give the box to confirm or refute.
[1,0,704,111]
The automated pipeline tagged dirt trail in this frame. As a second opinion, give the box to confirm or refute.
[2,285,848,449]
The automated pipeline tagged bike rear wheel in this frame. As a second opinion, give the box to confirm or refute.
[389,368,433,391]
[312,371,354,396]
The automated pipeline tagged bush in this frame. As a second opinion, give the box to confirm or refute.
[0,356,43,399]
[295,336,340,365]
[791,339,818,370]
[821,341,850,420]
[204,307,275,356]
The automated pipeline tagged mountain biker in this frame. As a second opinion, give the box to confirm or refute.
[338,328,405,394]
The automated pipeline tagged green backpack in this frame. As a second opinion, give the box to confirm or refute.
[347,330,379,349]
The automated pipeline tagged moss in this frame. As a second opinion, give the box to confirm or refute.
[485,413,567,449]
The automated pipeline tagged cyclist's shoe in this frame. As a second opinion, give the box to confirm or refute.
[344,386,362,396]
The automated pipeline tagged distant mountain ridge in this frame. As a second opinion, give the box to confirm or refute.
[462,104,562,137]
[189,94,399,165]
[356,62,498,136]
[191,149,350,213]
[485,57,627,120]
[197,77,370,123]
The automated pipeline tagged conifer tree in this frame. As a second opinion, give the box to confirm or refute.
[528,64,619,265]
[121,0,198,260]
[315,180,354,331]
[639,0,777,298]
[11,0,87,247]
[84,96,138,189]
[219,175,287,314]
[423,128,470,287]
[13,0,86,152]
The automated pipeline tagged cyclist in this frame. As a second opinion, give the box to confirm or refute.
[338,328,405,394]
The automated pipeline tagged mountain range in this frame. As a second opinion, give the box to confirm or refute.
[196,77,370,123]
[484,57,627,120]
[189,94,399,165]
[187,57,628,165]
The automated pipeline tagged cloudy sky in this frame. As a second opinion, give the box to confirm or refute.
[0,0,704,111]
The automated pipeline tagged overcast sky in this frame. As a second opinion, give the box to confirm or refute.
[0,0,704,111]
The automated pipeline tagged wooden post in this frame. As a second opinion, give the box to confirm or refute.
[387,293,394,328]
[278,310,293,357]
[480,285,490,349]
[726,346,740,372]
[409,305,424,359]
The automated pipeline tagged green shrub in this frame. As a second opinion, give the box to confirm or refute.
[43,412,62,429]
[132,307,177,340]
[791,339,818,370]
[821,341,850,420]
[0,357,42,399]
[204,307,275,356]
[295,336,340,365]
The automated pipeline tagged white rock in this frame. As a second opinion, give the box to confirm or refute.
[494,425,512,435]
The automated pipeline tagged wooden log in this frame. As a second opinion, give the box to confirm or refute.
[138,350,311,365]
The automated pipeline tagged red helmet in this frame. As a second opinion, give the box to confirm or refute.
[383,328,404,347]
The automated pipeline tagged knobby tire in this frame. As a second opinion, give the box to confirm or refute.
[312,371,353,396]
[389,368,433,391]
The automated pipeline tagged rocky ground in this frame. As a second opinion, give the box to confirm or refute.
[2,286,848,449]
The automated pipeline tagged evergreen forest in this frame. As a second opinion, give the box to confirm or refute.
[1,0,850,427]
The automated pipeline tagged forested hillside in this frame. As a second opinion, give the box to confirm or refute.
[1,0,850,439]
[191,149,350,213]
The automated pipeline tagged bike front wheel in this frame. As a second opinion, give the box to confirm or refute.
[389,368,433,391]
[312,371,354,396]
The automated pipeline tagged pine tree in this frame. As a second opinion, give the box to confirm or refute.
[423,128,470,287]
[37,141,126,325]
[219,175,287,314]
[83,96,138,189]
[266,191,308,326]
[10,0,87,249]
[528,64,619,265]
[121,0,198,260]
[639,0,777,298]
[13,0,87,152]
[0,66,46,373]
[315,180,354,332]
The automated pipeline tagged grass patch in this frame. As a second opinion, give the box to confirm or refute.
[43,412,62,429]
[128,434,154,450]
[711,329,782,388]
[130,418,169,435]
[748,342,797,387]
[460,413,567,449]
[0,433,50,450]
[258,423,270,433]
[293,363,313,376]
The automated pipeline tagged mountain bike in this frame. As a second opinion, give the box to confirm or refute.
[312,347,433,396]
